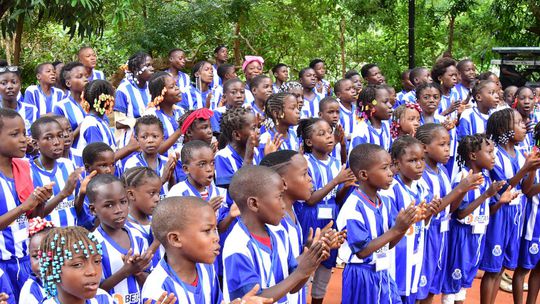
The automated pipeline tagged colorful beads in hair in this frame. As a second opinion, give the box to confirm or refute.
[147,87,167,109]
[83,93,115,115]
[28,217,54,237]
[390,103,423,138]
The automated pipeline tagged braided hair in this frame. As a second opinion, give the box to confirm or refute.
[296,117,325,153]
[415,123,447,145]
[486,108,516,146]
[148,71,170,101]
[83,79,115,114]
[279,81,303,93]
[356,85,386,121]
[260,150,299,175]
[265,92,293,124]
[127,51,150,74]
[457,134,489,168]
[471,80,495,102]
[122,166,160,188]
[219,106,252,148]
[390,135,422,161]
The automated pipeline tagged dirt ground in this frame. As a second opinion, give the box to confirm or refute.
[311,268,539,304]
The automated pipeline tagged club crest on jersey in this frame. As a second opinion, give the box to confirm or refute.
[452,269,462,280]
[419,275,427,287]
[530,243,539,255]
[492,245,502,257]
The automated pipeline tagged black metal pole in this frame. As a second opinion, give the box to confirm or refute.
[408,0,415,69]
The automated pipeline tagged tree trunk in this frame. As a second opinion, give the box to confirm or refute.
[447,15,455,58]
[339,15,346,77]
[13,14,24,65]
[234,21,241,68]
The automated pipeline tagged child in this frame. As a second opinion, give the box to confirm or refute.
[213,63,238,106]
[178,108,215,150]
[390,103,421,138]
[250,75,273,120]
[141,196,268,304]
[87,174,153,304]
[23,62,64,115]
[386,85,397,108]
[361,63,385,85]
[396,69,414,103]
[223,165,329,303]
[386,135,440,304]
[480,108,540,304]
[53,115,83,167]
[344,69,363,98]
[415,124,484,304]
[52,61,66,96]
[318,97,347,164]
[211,78,246,133]
[278,81,304,110]
[299,67,321,119]
[337,143,417,304]
[512,86,537,147]
[211,45,229,89]
[295,117,355,303]
[349,85,393,152]
[242,56,264,104]
[0,108,53,300]
[431,58,460,117]
[166,48,190,93]
[145,71,184,156]
[455,59,477,102]
[503,85,518,107]
[416,83,445,125]
[19,217,54,304]
[78,46,105,81]
[180,61,216,111]
[457,80,499,141]
[260,92,300,152]
[309,59,331,98]
[122,115,176,196]
[398,67,432,107]
[30,116,84,227]
[441,134,513,304]
[272,63,289,93]
[52,62,88,141]
[38,226,115,304]
[334,78,358,141]
[0,64,38,135]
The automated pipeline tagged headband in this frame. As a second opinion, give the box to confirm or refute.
[242,55,264,72]
[181,108,214,135]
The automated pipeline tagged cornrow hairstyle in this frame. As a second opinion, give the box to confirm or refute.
[265,92,292,123]
[219,106,252,145]
[168,48,184,58]
[361,63,378,79]
[390,135,422,161]
[415,82,442,100]
[30,116,62,140]
[471,80,495,101]
[357,85,386,119]
[349,143,386,173]
[82,142,114,166]
[128,51,150,74]
[486,108,516,145]
[298,67,314,79]
[457,59,473,72]
[260,149,299,174]
[122,166,160,188]
[181,140,211,164]
[148,71,169,101]
[217,63,235,80]
[431,57,457,85]
[309,59,324,69]
[249,74,271,91]
[319,96,339,112]
[35,62,53,75]
[333,78,349,94]
[272,63,288,74]
[223,78,243,94]
[191,61,211,83]
[345,69,360,79]
[279,81,302,93]
[297,117,325,153]
[60,61,84,89]
[83,79,115,111]
[457,134,489,168]
[409,67,428,86]
[415,123,447,145]
[134,114,164,136]
[38,226,102,298]
[0,108,21,134]
[87,174,122,203]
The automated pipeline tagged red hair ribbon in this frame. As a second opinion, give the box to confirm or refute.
[181,108,214,135]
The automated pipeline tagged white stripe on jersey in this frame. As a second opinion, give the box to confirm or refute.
[457,106,490,141]
[76,114,117,156]
[23,85,64,115]
[214,144,260,187]
[41,288,114,304]
[19,275,45,304]
[122,153,170,196]
[348,120,392,153]
[114,80,151,118]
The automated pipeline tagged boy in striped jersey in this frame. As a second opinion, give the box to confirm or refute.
[23,62,64,115]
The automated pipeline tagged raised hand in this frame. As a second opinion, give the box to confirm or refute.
[486,180,507,198]
[80,170,97,195]
[23,183,54,212]
[209,196,224,212]
[335,165,356,185]
[458,169,484,192]
[394,204,417,233]
[60,167,84,197]
[144,292,177,304]
[264,133,283,155]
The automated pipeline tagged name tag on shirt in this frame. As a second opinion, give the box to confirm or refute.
[473,224,487,235]
[13,228,28,244]
[317,205,334,220]
[375,244,390,272]
[441,218,449,233]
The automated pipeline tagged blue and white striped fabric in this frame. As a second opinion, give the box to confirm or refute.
[114,80,151,119]
[122,153,169,196]
[23,85,64,115]
[301,94,321,118]
[396,89,409,104]
[141,257,222,304]
[52,96,87,132]
[76,114,117,156]
[245,85,255,105]
[31,158,78,227]
[165,69,190,93]
[454,83,470,103]
[210,64,223,90]
[249,101,265,119]
[314,79,331,98]
[167,179,227,218]
[144,106,184,156]
[214,144,261,187]
[437,88,459,116]
[456,107,490,141]
[0,101,38,135]
[521,170,540,269]
[259,127,299,154]
[0,164,29,260]
[19,274,45,304]
[348,120,392,153]
[92,226,149,304]
[88,69,105,82]
[41,288,115,304]
[222,219,298,303]
[339,102,356,139]
[272,83,280,93]
[396,90,417,108]
[384,176,427,297]
[280,212,306,304]
[451,168,492,225]
[179,86,213,111]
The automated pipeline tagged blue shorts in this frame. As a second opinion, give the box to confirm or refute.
[518,239,540,270]
[0,256,31,303]
[342,264,402,304]
[417,221,448,299]
[442,221,486,294]
[480,203,522,272]
[401,294,417,304]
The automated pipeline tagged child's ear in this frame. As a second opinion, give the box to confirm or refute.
[89,203,96,215]
[469,151,477,161]
[357,169,368,182]
[246,196,259,212]
[126,189,135,201]
[232,130,241,142]
[317,111,323,117]
[31,138,38,148]
[65,79,72,89]
[167,231,182,248]
[423,143,428,153]
[305,138,313,148]
[182,163,189,174]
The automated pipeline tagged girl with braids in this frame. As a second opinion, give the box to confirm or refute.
[442,134,514,304]
[19,217,55,303]
[210,78,246,133]
[145,71,184,156]
[279,81,304,110]
[294,117,355,304]
[180,61,217,111]
[259,92,300,153]
[390,103,421,138]
[415,124,483,304]
[76,80,137,162]
[348,85,393,152]
[457,80,499,142]
[431,57,460,117]
[480,108,540,304]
